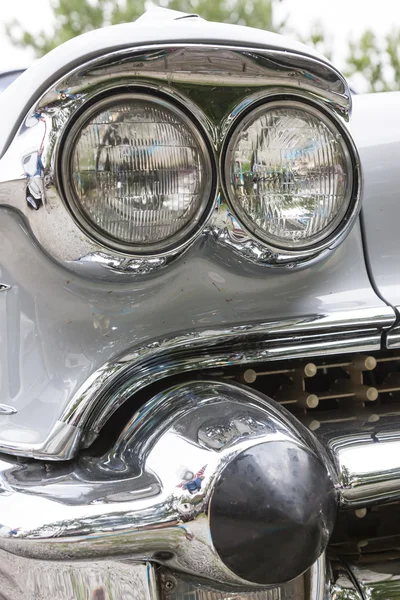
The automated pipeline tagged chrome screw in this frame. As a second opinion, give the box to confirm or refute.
[163,579,176,593]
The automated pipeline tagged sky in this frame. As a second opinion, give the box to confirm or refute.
[0,0,398,76]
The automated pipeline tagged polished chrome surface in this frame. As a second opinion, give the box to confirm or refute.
[0,404,17,415]
[388,325,400,349]
[71,313,390,442]
[0,283,10,291]
[319,412,400,507]
[157,565,307,598]
[0,42,357,276]
[0,318,389,460]
[312,413,400,507]
[0,380,335,587]
[3,326,399,468]
[0,551,156,600]
[0,10,341,161]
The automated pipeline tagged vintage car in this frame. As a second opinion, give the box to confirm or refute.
[0,7,399,600]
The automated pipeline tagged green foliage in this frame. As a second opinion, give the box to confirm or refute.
[5,0,400,93]
[5,0,275,58]
[6,0,146,56]
[165,0,274,30]
[345,29,400,92]
[300,21,333,62]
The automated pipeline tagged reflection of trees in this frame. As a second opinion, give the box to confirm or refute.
[179,83,247,122]
[74,103,201,241]
[232,112,345,236]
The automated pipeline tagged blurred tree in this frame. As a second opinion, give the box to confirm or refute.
[6,0,145,56]
[6,0,400,93]
[5,0,277,58]
[345,29,400,93]
[299,25,400,93]
[302,22,333,62]
[295,21,333,61]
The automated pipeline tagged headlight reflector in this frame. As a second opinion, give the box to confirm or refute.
[224,101,354,250]
[63,94,213,253]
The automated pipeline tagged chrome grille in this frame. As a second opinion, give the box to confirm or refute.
[211,350,400,429]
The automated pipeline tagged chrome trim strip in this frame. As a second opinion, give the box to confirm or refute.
[69,308,394,437]
[311,406,400,508]
[387,332,400,348]
[157,563,313,598]
[147,564,161,600]
[0,43,356,277]
[0,420,81,461]
[0,307,394,460]
[0,404,17,415]
[386,311,400,348]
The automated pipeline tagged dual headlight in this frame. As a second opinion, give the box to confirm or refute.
[61,93,356,257]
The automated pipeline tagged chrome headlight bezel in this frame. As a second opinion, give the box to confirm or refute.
[59,91,217,256]
[221,95,361,259]
[0,44,359,281]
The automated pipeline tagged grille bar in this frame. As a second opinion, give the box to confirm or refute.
[219,352,400,421]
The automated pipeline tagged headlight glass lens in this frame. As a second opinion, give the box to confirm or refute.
[224,101,353,250]
[66,95,213,253]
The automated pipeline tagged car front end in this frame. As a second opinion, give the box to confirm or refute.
[0,8,400,599]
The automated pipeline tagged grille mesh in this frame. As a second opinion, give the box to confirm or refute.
[209,350,400,430]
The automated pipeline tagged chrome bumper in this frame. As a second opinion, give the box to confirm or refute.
[1,548,399,600]
[0,552,157,599]
[1,379,400,599]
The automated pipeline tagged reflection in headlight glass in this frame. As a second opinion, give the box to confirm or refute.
[225,103,353,249]
[70,97,211,249]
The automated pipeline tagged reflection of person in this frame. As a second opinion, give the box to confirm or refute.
[182,475,204,494]
[177,465,207,494]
